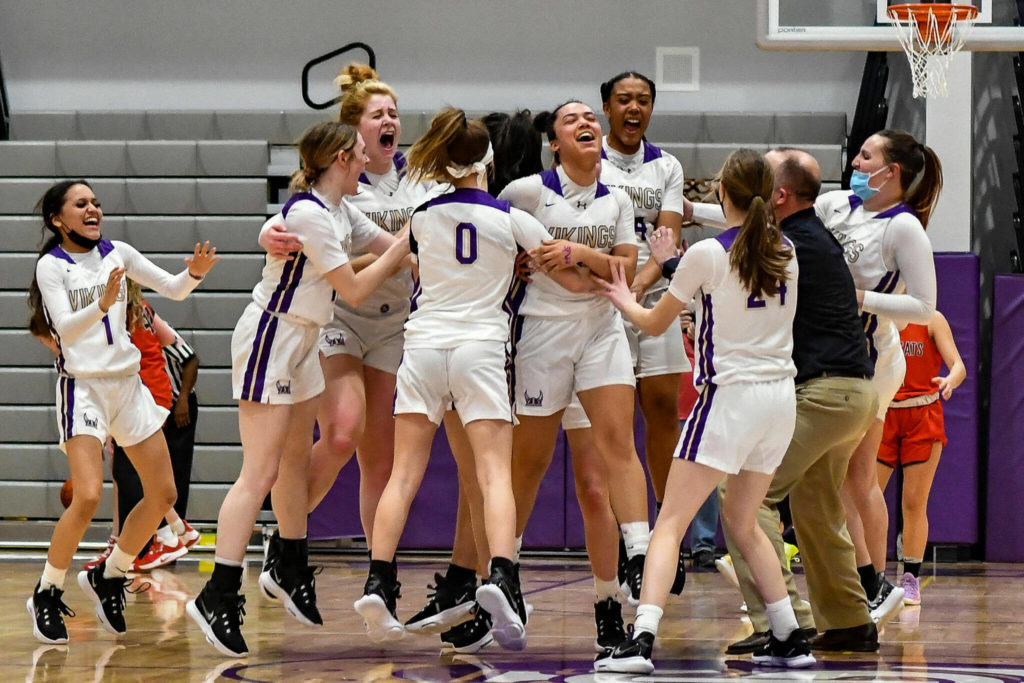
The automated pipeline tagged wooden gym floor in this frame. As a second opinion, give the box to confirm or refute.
[3,551,1023,682]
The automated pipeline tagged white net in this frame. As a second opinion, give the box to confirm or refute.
[888,4,978,98]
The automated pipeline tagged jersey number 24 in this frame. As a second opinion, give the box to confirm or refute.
[746,282,788,309]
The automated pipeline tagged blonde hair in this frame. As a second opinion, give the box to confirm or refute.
[719,148,792,299]
[126,279,145,333]
[288,121,359,193]
[335,63,399,126]
[405,108,490,184]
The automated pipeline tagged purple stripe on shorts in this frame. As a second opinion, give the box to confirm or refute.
[695,291,716,385]
[679,384,716,461]
[62,376,75,442]
[241,310,276,401]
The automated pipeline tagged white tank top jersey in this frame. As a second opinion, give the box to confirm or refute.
[667,227,798,387]
[35,239,202,378]
[600,137,685,293]
[253,188,380,327]
[498,166,636,318]
[404,187,553,349]
[814,190,936,364]
[342,151,449,314]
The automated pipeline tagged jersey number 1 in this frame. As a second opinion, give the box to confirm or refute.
[455,222,478,264]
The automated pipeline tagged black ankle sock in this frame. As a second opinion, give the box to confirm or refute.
[370,559,395,580]
[279,536,308,565]
[210,562,243,594]
[904,561,921,577]
[858,565,880,597]
[446,563,477,585]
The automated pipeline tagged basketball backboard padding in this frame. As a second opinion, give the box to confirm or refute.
[758,0,1024,51]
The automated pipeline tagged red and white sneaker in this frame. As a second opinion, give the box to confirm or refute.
[179,521,200,549]
[84,536,117,571]
[132,537,188,571]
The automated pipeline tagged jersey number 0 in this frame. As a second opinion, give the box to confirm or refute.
[455,222,478,265]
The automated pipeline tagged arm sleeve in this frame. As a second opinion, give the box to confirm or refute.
[661,255,681,280]
[667,242,717,306]
[118,241,201,301]
[35,256,106,345]
[285,201,351,275]
[498,177,540,214]
[861,216,937,324]
[659,155,685,215]
[612,190,638,248]
[510,208,553,250]
[690,202,728,228]
[345,202,388,251]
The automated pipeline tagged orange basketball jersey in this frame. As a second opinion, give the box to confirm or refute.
[893,323,942,401]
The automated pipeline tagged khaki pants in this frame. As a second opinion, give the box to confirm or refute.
[721,375,878,632]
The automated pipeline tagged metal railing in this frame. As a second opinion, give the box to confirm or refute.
[0,49,10,140]
[301,41,375,110]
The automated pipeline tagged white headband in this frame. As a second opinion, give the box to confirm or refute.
[446,143,494,189]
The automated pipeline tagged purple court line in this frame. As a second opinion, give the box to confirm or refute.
[523,575,591,596]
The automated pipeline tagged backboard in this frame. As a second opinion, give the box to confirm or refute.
[758,0,1023,51]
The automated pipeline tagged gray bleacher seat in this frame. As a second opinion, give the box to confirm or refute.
[126,141,199,176]
[0,178,57,214]
[0,331,56,366]
[77,111,147,140]
[9,112,78,141]
[56,141,128,177]
[124,178,198,214]
[0,142,58,177]
[197,141,269,176]
[0,444,241,483]
[196,178,268,215]
[145,111,219,140]
[183,329,234,366]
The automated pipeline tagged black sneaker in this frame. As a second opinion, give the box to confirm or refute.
[725,630,770,654]
[751,628,816,668]
[260,530,281,600]
[187,586,248,657]
[593,597,626,652]
[27,582,75,644]
[77,565,129,635]
[475,563,526,651]
[594,629,655,674]
[671,544,687,595]
[616,536,627,588]
[354,563,404,643]
[259,561,323,626]
[441,606,493,654]
[405,572,476,634]
[619,554,644,606]
[868,576,905,625]
[692,548,717,571]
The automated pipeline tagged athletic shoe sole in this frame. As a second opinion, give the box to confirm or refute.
[26,597,68,645]
[134,544,189,571]
[870,586,906,626]
[618,582,640,607]
[594,654,655,674]
[186,599,248,658]
[354,594,405,643]
[441,629,494,654]
[405,601,475,634]
[257,571,321,627]
[751,652,817,668]
[715,556,741,591]
[475,585,525,651]
[77,571,124,636]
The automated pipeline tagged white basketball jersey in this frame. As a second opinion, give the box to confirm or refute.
[342,152,449,314]
[498,167,636,318]
[600,137,685,292]
[404,187,551,349]
[668,228,798,386]
[36,240,200,378]
[815,190,916,363]
[252,189,377,327]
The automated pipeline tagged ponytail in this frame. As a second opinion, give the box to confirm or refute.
[482,109,543,196]
[877,129,943,229]
[719,149,792,299]
[405,107,490,184]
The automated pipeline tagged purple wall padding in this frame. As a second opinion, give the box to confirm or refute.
[986,274,1024,561]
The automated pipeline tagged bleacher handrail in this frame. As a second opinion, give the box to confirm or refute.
[301,42,376,111]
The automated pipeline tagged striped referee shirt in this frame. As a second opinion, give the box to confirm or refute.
[163,338,197,401]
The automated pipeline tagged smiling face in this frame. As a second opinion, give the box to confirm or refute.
[53,183,102,242]
[603,76,653,153]
[358,93,401,172]
[550,101,602,168]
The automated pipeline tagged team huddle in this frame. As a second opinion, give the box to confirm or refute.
[26,63,962,674]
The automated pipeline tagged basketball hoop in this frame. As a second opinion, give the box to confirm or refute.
[887,3,979,98]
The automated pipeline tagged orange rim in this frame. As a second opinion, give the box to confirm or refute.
[887,3,979,41]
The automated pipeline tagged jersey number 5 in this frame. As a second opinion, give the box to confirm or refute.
[746,282,788,309]
[455,222,478,264]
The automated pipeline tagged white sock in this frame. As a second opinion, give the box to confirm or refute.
[214,556,243,567]
[167,515,186,536]
[620,522,650,557]
[634,603,664,636]
[765,597,799,641]
[595,577,620,602]
[513,536,523,563]
[40,562,66,591]
[156,525,179,547]
[104,545,135,577]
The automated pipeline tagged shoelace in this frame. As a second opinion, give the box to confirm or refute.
[38,588,76,622]
[218,594,247,628]
[292,566,323,605]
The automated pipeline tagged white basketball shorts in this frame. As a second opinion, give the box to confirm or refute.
[232,303,324,405]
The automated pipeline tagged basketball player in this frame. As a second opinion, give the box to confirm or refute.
[816,129,941,623]
[353,108,590,651]
[188,122,410,658]
[878,310,965,606]
[27,179,218,644]
[596,149,813,673]
[497,100,648,648]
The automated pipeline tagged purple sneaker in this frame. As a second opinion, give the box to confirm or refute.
[900,572,921,605]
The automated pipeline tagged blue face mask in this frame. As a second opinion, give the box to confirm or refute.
[850,167,889,201]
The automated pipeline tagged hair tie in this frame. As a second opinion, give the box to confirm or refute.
[447,143,494,189]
